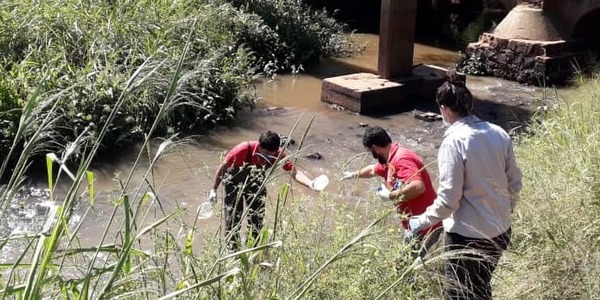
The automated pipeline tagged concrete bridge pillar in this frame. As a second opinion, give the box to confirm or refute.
[319,0,451,114]
[378,0,417,79]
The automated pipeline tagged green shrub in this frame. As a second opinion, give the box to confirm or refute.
[0,0,357,164]
[229,0,357,72]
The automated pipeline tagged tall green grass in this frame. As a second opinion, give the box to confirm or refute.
[9,1,600,297]
[0,41,439,297]
[495,73,600,299]
[0,51,447,297]
[5,54,600,299]
[0,0,357,169]
[0,95,445,299]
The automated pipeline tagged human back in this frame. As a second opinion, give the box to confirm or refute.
[409,70,523,300]
[442,117,515,238]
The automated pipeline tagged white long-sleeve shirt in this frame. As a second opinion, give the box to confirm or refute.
[415,115,522,239]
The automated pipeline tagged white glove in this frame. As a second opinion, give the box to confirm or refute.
[408,217,425,233]
[340,171,357,181]
[376,184,391,201]
[403,228,414,243]
[207,189,217,204]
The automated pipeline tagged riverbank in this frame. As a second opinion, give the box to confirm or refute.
[0,0,358,177]
[495,72,600,299]
[2,1,594,297]
[0,70,559,298]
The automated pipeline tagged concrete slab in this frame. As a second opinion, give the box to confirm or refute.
[321,73,408,114]
[320,65,450,114]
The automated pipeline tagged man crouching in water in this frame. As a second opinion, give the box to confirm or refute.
[208,130,319,250]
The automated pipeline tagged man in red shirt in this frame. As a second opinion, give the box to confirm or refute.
[341,126,442,257]
[208,130,317,250]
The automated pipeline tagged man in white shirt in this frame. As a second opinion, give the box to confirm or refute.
[409,72,522,300]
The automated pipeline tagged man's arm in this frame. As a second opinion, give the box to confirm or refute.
[390,179,425,201]
[212,162,228,190]
[505,140,522,211]
[290,168,314,188]
[412,141,464,230]
[342,164,377,180]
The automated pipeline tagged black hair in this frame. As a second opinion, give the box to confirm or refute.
[259,130,281,151]
[362,126,392,148]
[435,70,473,117]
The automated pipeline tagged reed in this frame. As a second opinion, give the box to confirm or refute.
[494,72,600,299]
[0,104,442,299]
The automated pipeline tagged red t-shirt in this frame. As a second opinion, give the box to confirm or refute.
[224,141,294,171]
[374,144,441,234]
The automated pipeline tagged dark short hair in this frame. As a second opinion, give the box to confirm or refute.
[259,130,280,151]
[436,70,473,117]
[363,126,392,148]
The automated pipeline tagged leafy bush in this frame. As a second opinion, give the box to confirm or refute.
[229,0,358,73]
[456,51,489,76]
[0,0,357,165]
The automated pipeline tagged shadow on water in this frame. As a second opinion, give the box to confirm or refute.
[360,93,535,135]
[303,58,377,80]
[306,0,508,52]
[473,99,535,133]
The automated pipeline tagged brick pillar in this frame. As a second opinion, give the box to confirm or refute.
[378,0,417,79]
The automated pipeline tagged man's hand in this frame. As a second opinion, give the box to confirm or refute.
[376,184,391,201]
[403,228,414,243]
[208,189,217,204]
[408,217,425,233]
[340,171,357,181]
[509,191,519,213]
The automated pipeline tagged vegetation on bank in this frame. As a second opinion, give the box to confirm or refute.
[495,74,600,299]
[1,0,600,299]
[0,0,358,168]
[2,70,600,298]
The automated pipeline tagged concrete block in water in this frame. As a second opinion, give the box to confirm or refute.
[320,65,450,114]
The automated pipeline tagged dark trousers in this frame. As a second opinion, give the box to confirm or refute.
[444,229,511,300]
[413,226,444,259]
[223,182,266,250]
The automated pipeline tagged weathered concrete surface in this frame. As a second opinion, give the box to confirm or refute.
[321,73,407,114]
[378,0,417,79]
[320,65,451,114]
[320,0,447,115]
[464,4,593,85]
[493,5,565,40]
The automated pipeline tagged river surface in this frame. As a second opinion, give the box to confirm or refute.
[2,34,546,259]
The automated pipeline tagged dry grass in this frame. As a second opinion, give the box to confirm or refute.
[494,73,600,299]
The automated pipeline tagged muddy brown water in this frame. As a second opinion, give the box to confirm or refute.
[2,34,547,259]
